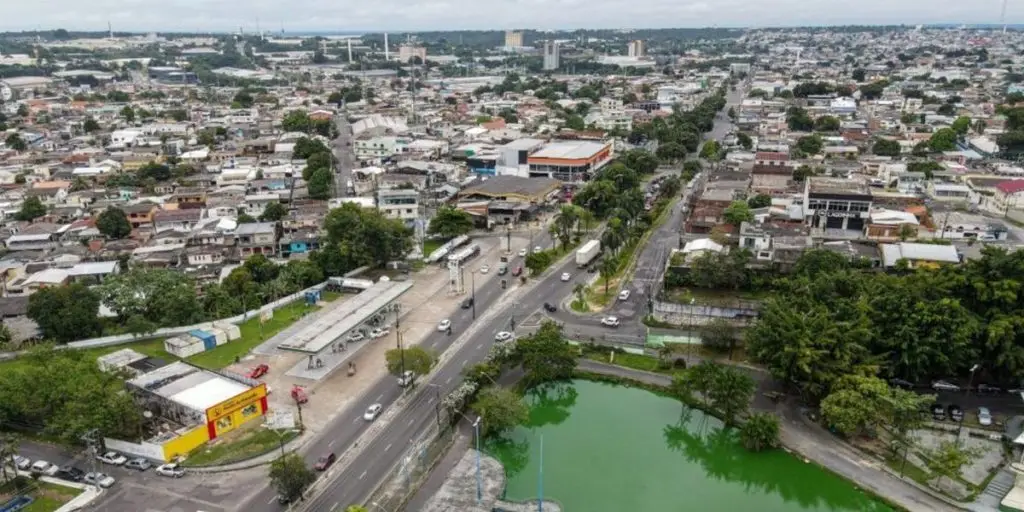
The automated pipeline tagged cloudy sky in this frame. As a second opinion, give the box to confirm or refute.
[0,0,1020,33]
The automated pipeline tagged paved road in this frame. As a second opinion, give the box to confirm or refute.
[332,115,356,197]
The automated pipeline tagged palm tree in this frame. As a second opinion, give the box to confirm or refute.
[573,283,586,307]
[599,257,617,296]
[553,205,578,248]
[0,434,20,484]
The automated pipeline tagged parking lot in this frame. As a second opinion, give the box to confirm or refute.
[14,441,264,512]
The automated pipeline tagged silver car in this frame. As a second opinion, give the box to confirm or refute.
[978,407,993,426]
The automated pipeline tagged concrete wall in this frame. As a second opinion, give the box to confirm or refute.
[103,437,166,461]
[650,300,759,326]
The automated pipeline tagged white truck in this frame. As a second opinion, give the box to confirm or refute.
[576,240,601,268]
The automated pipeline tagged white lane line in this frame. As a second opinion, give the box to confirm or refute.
[461,359,469,367]
[328,439,336,448]
[476,343,483,349]
[384,443,393,452]
[375,393,384,401]
[267,496,278,505]
[332,502,340,511]
[445,377,452,384]
[359,470,367,480]
[353,417,361,424]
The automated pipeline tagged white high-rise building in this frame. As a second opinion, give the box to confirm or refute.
[627,40,645,58]
[504,30,523,51]
[543,40,560,71]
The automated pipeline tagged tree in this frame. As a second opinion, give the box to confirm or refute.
[599,257,617,297]
[259,202,288,222]
[0,434,20,484]
[384,346,435,376]
[428,206,474,239]
[786,107,814,131]
[282,110,311,133]
[98,267,201,328]
[814,115,840,132]
[322,202,414,268]
[15,196,46,222]
[656,141,686,162]
[16,104,30,118]
[4,133,26,152]
[345,507,369,512]
[851,68,866,81]
[307,167,333,199]
[470,387,529,438]
[924,441,977,488]
[723,200,753,226]
[792,165,819,182]
[872,138,901,157]
[706,364,756,425]
[293,137,330,160]
[82,118,101,133]
[27,284,102,343]
[513,320,577,386]
[233,90,255,108]
[929,128,957,152]
[120,105,135,123]
[747,194,771,209]
[951,116,971,137]
[701,318,740,356]
[795,134,824,155]
[820,375,892,437]
[269,453,316,504]
[739,412,781,452]
[97,207,132,239]
[736,132,753,150]
[564,114,585,131]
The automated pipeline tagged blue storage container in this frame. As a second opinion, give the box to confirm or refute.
[190,329,217,351]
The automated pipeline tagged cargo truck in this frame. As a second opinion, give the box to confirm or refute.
[575,240,601,267]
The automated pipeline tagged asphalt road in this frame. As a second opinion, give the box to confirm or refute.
[332,115,355,198]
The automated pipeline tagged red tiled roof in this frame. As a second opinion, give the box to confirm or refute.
[755,152,789,161]
[996,180,1024,195]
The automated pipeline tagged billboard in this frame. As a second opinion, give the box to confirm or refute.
[205,384,268,439]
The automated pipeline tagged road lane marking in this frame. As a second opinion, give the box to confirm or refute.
[445,377,452,384]
[409,418,415,425]
[476,343,483,349]
[385,443,392,452]
[267,496,278,505]
[461,359,469,367]
[359,470,367,480]
[331,503,339,511]
[375,393,384,401]
[328,439,335,448]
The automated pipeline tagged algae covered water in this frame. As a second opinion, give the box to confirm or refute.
[486,379,893,512]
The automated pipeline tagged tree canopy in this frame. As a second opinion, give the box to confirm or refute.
[320,202,414,269]
[428,206,474,239]
[97,207,132,239]
[512,320,577,386]
[470,387,529,438]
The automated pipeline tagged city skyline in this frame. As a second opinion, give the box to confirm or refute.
[1,0,1022,34]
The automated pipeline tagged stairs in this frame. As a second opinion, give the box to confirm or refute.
[982,469,1015,499]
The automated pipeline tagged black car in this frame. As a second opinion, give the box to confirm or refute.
[56,465,86,482]
[460,297,474,309]
[930,403,946,421]
[543,302,557,312]
[948,404,964,422]
[977,383,1003,394]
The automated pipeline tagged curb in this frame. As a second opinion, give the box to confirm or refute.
[186,430,310,473]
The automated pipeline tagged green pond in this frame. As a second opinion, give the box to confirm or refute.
[486,379,894,512]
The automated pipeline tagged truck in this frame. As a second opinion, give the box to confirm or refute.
[576,240,601,268]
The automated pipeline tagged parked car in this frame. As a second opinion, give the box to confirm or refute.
[460,297,474,309]
[560,272,571,282]
[348,331,366,342]
[247,364,269,379]
[930,403,946,421]
[364,403,383,421]
[518,248,528,257]
[543,302,557,313]
[618,290,631,301]
[479,265,490,274]
[437,319,452,332]
[30,460,58,476]
[313,453,336,471]
[55,466,85,482]
[601,316,620,327]
[397,371,416,388]
[125,458,151,471]
[370,327,390,339]
[977,384,1003,394]
[978,407,993,426]
[511,266,523,277]
[97,451,128,465]
[932,380,960,392]
[533,246,542,253]
[11,455,30,470]
[889,378,914,390]
[948,404,964,422]
[155,463,185,478]
[84,472,116,488]
[495,331,514,342]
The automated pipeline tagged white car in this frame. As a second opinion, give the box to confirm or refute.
[155,463,185,478]
[533,246,542,253]
[364,403,383,421]
[30,460,58,476]
[560,272,571,282]
[932,380,960,392]
[479,265,491,274]
[370,327,390,339]
[84,472,116,488]
[397,370,416,387]
[601,316,620,327]
[12,455,30,470]
[495,331,514,342]
[518,248,528,257]
[978,407,993,426]
[437,319,451,332]
[348,331,366,342]
[97,451,127,466]
[618,290,631,301]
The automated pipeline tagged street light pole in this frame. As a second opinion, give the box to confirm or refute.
[471,270,477,320]
[958,364,980,443]
[472,416,482,503]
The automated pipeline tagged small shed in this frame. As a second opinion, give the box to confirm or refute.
[190,329,217,351]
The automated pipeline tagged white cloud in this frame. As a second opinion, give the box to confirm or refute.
[0,0,1021,32]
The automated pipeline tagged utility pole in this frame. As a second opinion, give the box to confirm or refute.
[471,270,477,320]
[81,429,101,491]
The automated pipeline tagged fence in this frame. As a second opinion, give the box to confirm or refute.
[365,422,458,512]
[650,299,759,326]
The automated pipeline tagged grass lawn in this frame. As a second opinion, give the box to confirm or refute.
[423,238,444,257]
[183,426,298,467]
[187,300,322,369]
[320,290,347,303]
[0,479,82,512]
[580,350,687,377]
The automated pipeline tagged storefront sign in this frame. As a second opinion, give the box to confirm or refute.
[206,384,267,422]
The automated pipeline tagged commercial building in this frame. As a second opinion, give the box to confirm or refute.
[543,40,560,71]
[627,40,645,58]
[527,141,613,181]
[504,31,523,50]
[378,188,420,226]
[455,175,562,224]
[398,44,426,63]
[803,177,872,232]
[111,362,269,462]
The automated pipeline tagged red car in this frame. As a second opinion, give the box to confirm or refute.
[248,364,269,379]
[314,453,336,471]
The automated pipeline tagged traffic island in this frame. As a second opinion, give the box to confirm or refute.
[422,448,561,512]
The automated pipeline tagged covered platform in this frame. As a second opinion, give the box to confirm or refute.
[278,280,412,354]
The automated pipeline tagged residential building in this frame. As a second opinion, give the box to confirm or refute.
[377,188,420,226]
[234,222,276,258]
[504,31,523,50]
[543,40,560,71]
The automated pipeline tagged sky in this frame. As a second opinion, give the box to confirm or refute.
[0,0,1021,33]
